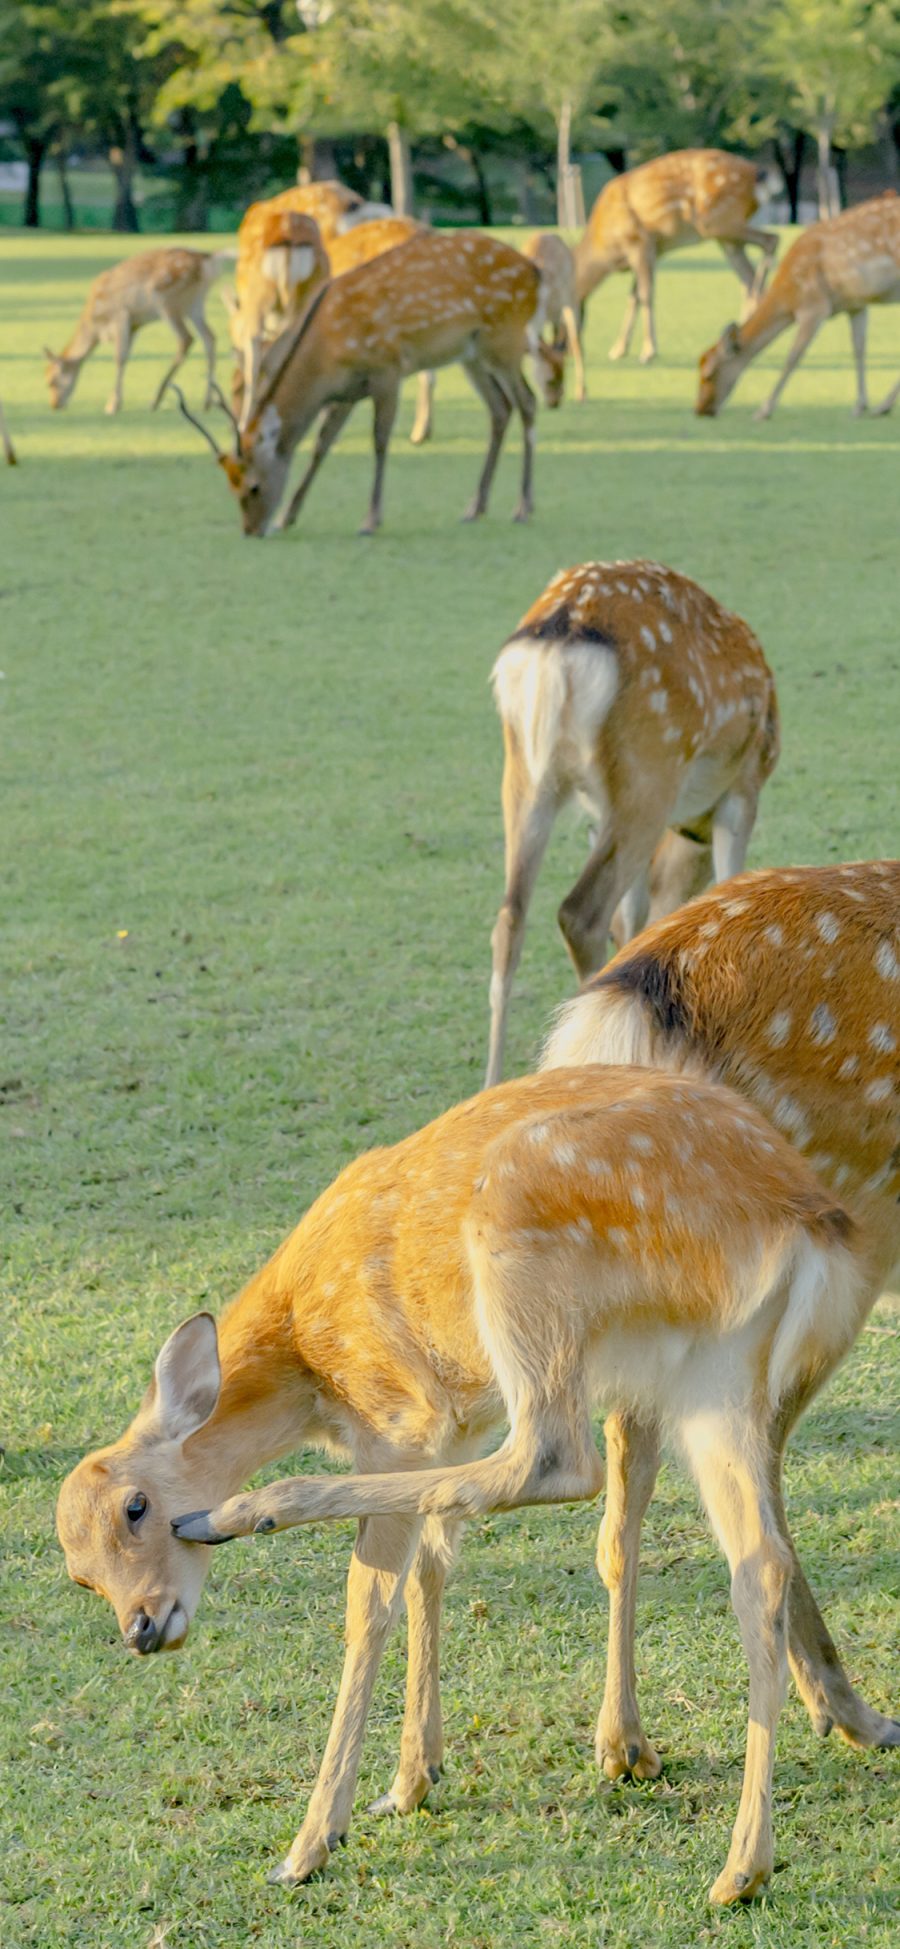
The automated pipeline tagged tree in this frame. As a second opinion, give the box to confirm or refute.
[487,0,617,223]
[0,1,70,224]
[761,0,900,214]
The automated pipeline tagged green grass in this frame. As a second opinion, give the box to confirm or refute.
[1,229,898,1948]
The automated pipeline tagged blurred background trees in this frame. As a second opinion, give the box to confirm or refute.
[1,0,899,231]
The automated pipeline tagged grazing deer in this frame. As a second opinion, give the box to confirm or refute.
[543,860,900,1788]
[522,231,586,403]
[57,1065,869,1906]
[230,210,330,429]
[0,397,16,464]
[178,231,542,536]
[575,150,777,364]
[696,192,900,419]
[485,560,779,1086]
[44,248,232,415]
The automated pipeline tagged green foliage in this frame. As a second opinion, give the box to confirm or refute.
[1,226,900,1948]
[762,0,900,148]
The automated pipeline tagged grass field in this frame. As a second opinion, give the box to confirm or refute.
[1,230,898,1949]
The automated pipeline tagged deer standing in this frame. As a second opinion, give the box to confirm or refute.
[696,192,900,419]
[237,180,363,250]
[229,210,330,429]
[575,150,777,364]
[542,860,900,1790]
[44,248,232,415]
[57,1064,869,1906]
[178,231,543,536]
[522,231,587,402]
[0,397,16,464]
[485,560,779,1086]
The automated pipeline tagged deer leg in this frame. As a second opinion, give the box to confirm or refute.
[609,869,650,952]
[644,827,713,926]
[461,360,513,520]
[188,300,217,410]
[506,365,537,521]
[0,399,16,466]
[359,376,399,534]
[409,369,435,444]
[370,1516,462,1817]
[270,1514,422,1886]
[754,313,823,420]
[276,399,356,531]
[711,787,758,882]
[562,304,587,401]
[870,371,900,416]
[849,311,869,416]
[486,744,559,1087]
[632,247,658,364]
[595,1412,663,1782]
[105,317,134,415]
[557,821,648,982]
[720,243,758,322]
[150,308,193,411]
[766,1411,900,1748]
[608,281,639,361]
[683,1416,792,1906]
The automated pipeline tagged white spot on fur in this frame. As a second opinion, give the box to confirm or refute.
[767,1010,791,1047]
[869,1023,896,1052]
[875,941,900,981]
[815,912,840,943]
[864,1077,892,1103]
[809,1004,836,1045]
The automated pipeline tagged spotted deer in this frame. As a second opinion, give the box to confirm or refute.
[574,149,777,363]
[485,560,779,1086]
[522,231,586,403]
[326,216,435,445]
[238,180,364,249]
[542,860,900,1790]
[177,230,543,536]
[44,248,233,415]
[696,193,900,419]
[57,1064,870,1905]
[0,397,16,464]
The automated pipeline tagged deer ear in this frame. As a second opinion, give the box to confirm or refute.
[137,1313,221,1442]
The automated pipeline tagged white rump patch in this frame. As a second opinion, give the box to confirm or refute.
[492,637,617,786]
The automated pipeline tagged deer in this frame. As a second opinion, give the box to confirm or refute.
[541,860,900,1796]
[522,231,587,403]
[237,179,364,251]
[44,248,233,416]
[229,210,330,429]
[485,559,779,1087]
[176,230,544,537]
[57,1062,871,1907]
[574,149,778,364]
[0,397,16,464]
[696,192,900,420]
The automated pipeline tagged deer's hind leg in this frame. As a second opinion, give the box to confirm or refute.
[486,725,560,1087]
[681,1415,792,1905]
[272,1512,422,1886]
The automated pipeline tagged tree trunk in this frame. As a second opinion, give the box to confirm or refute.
[815,117,839,219]
[387,121,413,214]
[774,128,804,222]
[54,150,76,230]
[110,123,141,232]
[23,137,47,228]
[557,97,574,227]
[467,146,492,226]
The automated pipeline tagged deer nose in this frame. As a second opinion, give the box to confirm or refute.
[124,1609,160,1655]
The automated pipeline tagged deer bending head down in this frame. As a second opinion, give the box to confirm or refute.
[542,860,900,1784]
[574,150,777,365]
[696,193,900,420]
[43,248,231,416]
[485,559,779,1085]
[59,1064,872,1905]
[177,231,543,536]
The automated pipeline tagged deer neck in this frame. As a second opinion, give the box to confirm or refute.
[573,229,619,303]
[732,284,793,366]
[182,1253,317,1495]
[63,314,100,364]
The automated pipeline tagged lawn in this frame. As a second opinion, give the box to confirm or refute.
[1,228,898,1949]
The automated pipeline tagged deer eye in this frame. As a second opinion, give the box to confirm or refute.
[126,1493,148,1525]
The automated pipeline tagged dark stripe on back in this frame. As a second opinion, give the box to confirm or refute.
[510,603,616,647]
[590,951,691,1042]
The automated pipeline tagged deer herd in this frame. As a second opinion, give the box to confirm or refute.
[30,144,898,1912]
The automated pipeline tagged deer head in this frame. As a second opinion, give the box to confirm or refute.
[533,331,567,409]
[44,347,80,410]
[695,323,742,417]
[56,1315,222,1654]
[172,385,288,536]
